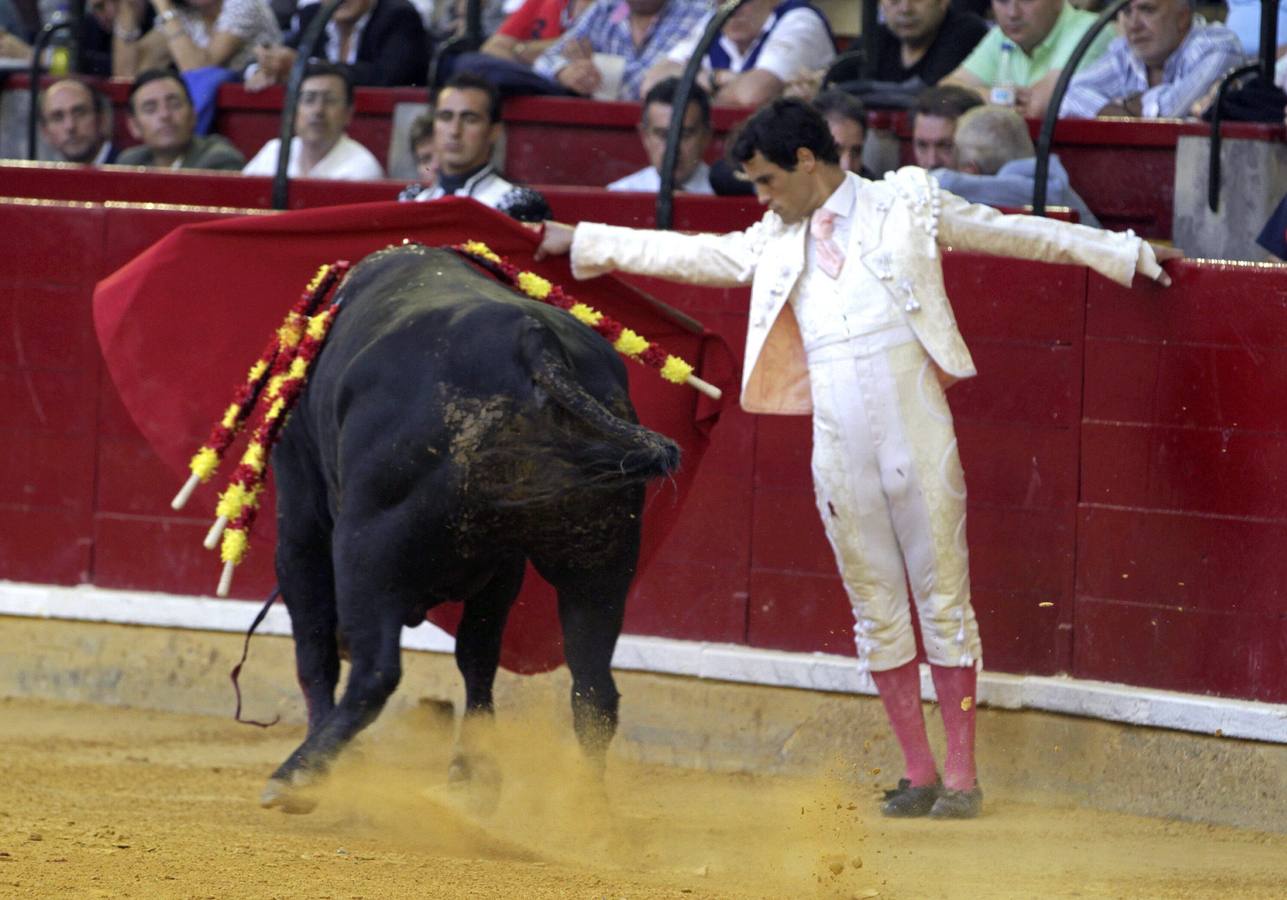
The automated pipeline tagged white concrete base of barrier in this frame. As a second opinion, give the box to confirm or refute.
[3,579,1284,745]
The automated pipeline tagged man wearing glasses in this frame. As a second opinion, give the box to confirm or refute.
[243,62,384,180]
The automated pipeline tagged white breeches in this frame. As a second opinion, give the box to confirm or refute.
[807,330,982,673]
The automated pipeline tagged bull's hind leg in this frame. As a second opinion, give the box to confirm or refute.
[540,560,633,771]
[448,557,525,797]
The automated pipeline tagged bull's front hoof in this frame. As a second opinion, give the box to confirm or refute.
[259,778,319,814]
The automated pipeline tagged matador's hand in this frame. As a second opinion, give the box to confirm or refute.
[532,221,574,260]
[1151,243,1184,287]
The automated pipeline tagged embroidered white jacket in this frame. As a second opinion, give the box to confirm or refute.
[572,167,1162,415]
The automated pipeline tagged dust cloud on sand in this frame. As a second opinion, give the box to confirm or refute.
[0,695,1284,899]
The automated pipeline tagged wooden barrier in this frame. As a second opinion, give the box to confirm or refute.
[4,189,1285,703]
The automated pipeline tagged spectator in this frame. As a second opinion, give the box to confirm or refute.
[0,0,31,57]
[243,62,384,179]
[413,73,551,221]
[910,83,983,169]
[481,0,596,66]
[410,110,437,187]
[0,0,32,43]
[117,69,246,169]
[78,0,156,76]
[532,0,711,101]
[431,0,508,40]
[932,104,1100,224]
[38,79,119,164]
[813,88,875,178]
[247,0,429,90]
[943,0,1116,118]
[1257,189,1287,260]
[450,0,595,97]
[113,0,282,79]
[397,109,438,199]
[874,0,989,86]
[645,0,835,108]
[0,0,32,61]
[1226,0,1287,57]
[1058,0,1244,119]
[608,77,713,193]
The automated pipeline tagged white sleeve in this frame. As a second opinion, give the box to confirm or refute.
[665,12,711,65]
[241,141,275,175]
[571,219,771,287]
[937,190,1161,287]
[752,8,836,82]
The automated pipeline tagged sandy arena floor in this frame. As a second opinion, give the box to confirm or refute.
[0,695,1283,899]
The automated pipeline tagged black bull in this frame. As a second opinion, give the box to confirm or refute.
[261,245,681,812]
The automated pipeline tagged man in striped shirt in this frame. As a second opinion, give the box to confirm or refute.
[1058,0,1244,118]
[533,0,711,101]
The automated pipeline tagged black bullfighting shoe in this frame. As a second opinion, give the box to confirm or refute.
[880,778,942,817]
[929,783,983,819]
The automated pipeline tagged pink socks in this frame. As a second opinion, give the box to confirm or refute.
[930,664,978,791]
[872,660,979,791]
[871,659,938,787]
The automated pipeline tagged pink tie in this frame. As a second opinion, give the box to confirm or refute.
[811,208,845,279]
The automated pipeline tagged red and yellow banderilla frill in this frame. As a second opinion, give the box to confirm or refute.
[455,241,721,400]
[170,260,350,597]
[174,242,719,597]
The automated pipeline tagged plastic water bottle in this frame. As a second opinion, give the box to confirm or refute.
[990,41,1017,107]
[38,0,75,75]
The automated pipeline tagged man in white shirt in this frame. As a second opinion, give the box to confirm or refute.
[537,98,1180,820]
[243,63,385,180]
[643,0,835,107]
[607,77,713,194]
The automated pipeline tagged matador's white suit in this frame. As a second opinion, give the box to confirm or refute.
[572,166,1162,678]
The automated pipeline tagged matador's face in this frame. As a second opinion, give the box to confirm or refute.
[740,151,821,225]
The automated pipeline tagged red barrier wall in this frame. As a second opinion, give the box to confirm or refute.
[4,194,1286,703]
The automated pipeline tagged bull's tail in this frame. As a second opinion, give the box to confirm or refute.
[530,348,681,486]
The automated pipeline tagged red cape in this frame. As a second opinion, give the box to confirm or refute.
[93,198,735,673]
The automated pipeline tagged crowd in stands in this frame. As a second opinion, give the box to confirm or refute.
[7,0,1287,238]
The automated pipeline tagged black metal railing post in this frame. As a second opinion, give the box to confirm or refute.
[657,0,749,230]
[1032,0,1130,216]
[272,0,344,210]
[463,0,483,48]
[1206,63,1260,212]
[861,0,878,79]
[26,18,77,160]
[1258,0,1279,81]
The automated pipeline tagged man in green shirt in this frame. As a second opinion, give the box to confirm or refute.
[942,0,1115,118]
[117,70,245,171]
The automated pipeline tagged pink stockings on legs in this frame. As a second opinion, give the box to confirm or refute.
[929,663,978,791]
[871,658,937,786]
